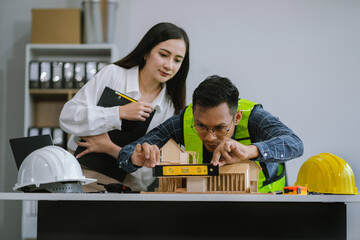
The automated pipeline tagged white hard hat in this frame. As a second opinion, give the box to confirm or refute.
[13,145,96,192]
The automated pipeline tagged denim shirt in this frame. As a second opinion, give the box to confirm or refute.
[118,104,304,182]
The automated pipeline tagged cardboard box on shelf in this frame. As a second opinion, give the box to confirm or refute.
[31,8,81,44]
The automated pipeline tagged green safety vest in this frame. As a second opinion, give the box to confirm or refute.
[183,99,285,193]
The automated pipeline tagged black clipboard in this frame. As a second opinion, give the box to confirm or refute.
[75,86,155,182]
[97,86,137,107]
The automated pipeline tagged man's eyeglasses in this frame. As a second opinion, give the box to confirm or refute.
[191,121,233,137]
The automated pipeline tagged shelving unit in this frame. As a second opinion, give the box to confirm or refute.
[24,43,118,136]
[22,44,118,240]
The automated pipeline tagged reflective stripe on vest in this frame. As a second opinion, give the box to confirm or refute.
[183,99,285,193]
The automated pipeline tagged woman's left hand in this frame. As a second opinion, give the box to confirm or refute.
[76,133,122,159]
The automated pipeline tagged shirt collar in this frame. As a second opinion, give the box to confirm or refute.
[151,83,167,113]
[125,66,141,99]
[126,66,168,113]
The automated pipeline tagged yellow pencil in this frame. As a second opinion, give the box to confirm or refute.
[115,91,137,102]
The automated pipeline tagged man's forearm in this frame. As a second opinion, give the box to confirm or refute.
[117,144,139,173]
[117,113,184,172]
[253,134,304,163]
[247,144,260,160]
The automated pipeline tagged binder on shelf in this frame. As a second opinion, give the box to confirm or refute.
[29,61,40,89]
[28,127,40,136]
[27,127,67,149]
[41,127,52,136]
[74,62,86,89]
[52,127,66,149]
[75,86,155,182]
[52,62,64,89]
[86,62,97,83]
[64,62,74,89]
[40,62,51,88]
[97,62,108,72]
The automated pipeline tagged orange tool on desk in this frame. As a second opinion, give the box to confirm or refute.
[283,186,307,195]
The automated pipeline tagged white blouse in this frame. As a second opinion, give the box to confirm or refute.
[59,64,176,191]
[60,64,175,150]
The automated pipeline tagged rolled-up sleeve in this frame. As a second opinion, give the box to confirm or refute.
[249,105,304,163]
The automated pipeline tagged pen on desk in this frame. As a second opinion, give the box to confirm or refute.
[115,91,137,102]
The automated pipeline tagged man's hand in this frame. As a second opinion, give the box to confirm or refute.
[130,143,160,168]
[211,138,260,166]
[76,133,121,159]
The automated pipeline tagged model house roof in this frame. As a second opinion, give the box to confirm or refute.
[160,138,184,152]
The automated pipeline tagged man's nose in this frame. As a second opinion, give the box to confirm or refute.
[203,130,217,141]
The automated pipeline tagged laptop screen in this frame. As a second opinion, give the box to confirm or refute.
[9,134,53,169]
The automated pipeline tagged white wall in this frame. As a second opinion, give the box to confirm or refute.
[117,2,360,238]
[116,0,360,187]
[1,0,360,239]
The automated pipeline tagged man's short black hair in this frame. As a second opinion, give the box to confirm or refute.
[192,75,239,115]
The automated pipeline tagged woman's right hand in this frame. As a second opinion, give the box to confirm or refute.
[118,101,153,121]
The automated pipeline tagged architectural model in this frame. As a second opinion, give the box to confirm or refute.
[155,139,261,193]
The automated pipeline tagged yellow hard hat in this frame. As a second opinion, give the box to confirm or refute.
[294,153,358,194]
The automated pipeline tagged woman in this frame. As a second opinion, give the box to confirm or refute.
[59,22,190,191]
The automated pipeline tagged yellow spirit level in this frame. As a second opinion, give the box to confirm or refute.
[153,164,219,177]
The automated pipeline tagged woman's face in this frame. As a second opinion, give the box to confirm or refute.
[143,38,186,83]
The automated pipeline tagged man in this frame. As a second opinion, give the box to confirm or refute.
[79,75,304,192]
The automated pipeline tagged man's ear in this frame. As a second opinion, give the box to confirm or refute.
[234,110,242,125]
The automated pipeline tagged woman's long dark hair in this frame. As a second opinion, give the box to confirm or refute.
[113,22,190,114]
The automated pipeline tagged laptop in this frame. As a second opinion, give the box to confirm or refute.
[9,134,53,169]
